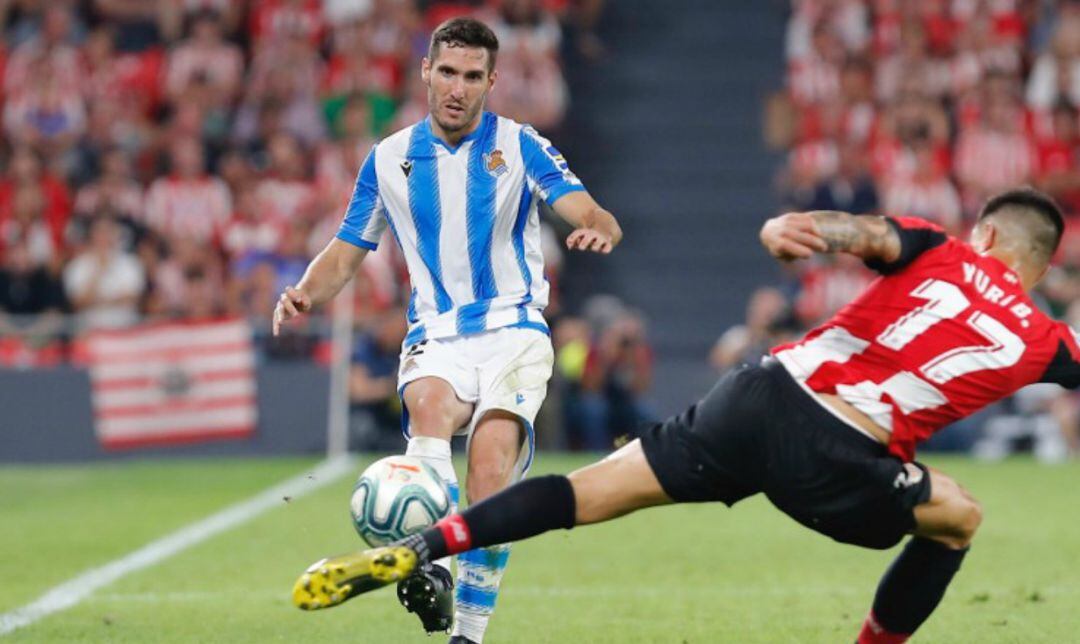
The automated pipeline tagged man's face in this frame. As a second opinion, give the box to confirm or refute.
[422,45,495,134]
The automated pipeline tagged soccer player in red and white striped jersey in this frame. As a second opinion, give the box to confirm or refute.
[292,189,1080,644]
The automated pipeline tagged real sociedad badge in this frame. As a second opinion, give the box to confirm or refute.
[484,150,509,178]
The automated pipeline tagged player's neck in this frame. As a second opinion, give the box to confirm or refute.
[982,249,1037,291]
[429,114,483,148]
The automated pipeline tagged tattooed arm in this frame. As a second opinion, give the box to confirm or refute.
[759,211,901,263]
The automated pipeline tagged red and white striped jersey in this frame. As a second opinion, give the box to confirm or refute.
[773,217,1080,461]
[144,176,232,244]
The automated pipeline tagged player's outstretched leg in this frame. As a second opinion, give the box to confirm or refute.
[395,378,473,634]
[401,438,671,573]
[400,435,459,633]
[292,546,419,610]
[856,468,982,644]
[292,439,671,611]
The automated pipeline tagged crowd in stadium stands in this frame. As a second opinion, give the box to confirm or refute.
[0,0,632,450]
[744,0,1080,459]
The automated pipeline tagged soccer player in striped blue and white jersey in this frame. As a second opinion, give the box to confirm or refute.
[274,17,622,644]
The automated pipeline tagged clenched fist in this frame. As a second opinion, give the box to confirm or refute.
[759,212,828,261]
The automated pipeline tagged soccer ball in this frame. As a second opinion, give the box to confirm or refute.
[349,455,452,547]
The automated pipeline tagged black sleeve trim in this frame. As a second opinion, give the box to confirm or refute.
[864,218,948,275]
[1039,339,1080,389]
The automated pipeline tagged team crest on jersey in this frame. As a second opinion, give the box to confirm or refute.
[484,150,508,178]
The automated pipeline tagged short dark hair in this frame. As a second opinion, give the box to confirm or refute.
[429,17,499,71]
[978,188,1065,262]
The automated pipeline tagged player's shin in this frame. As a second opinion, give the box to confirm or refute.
[405,436,459,573]
[397,474,577,563]
[857,537,969,644]
[452,543,511,643]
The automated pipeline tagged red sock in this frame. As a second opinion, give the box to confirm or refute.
[857,612,910,644]
[434,514,472,555]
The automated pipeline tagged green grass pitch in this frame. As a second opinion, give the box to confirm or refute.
[2,454,1078,642]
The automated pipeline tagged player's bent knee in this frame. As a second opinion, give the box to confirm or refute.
[407,398,461,438]
[957,497,984,543]
[925,496,983,549]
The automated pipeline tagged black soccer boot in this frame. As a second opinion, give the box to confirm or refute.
[396,563,454,633]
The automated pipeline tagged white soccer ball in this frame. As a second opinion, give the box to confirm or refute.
[349,455,452,547]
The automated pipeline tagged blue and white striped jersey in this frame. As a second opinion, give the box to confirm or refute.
[336,111,585,347]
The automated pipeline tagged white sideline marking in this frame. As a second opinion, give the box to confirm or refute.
[0,456,354,637]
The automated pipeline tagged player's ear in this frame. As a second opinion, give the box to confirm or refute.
[487,68,497,91]
[421,57,431,85]
[972,220,996,253]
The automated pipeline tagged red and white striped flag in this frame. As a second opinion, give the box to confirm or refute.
[84,318,257,449]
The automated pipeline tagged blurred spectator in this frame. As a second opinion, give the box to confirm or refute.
[876,21,950,102]
[789,140,879,215]
[487,0,567,130]
[4,5,83,100]
[215,147,256,194]
[220,185,284,262]
[74,147,144,222]
[0,146,71,253]
[1033,101,1080,214]
[786,0,868,63]
[788,20,844,106]
[229,218,312,320]
[954,72,1034,213]
[164,9,244,107]
[171,0,244,36]
[92,0,164,52]
[143,137,231,244]
[248,0,326,49]
[321,19,399,133]
[315,96,376,217]
[146,234,225,319]
[253,132,316,224]
[1,184,57,268]
[63,215,145,329]
[349,307,407,449]
[1026,12,1080,110]
[3,56,86,156]
[234,34,326,148]
[79,24,165,174]
[1040,230,1080,318]
[0,233,64,339]
[870,92,950,184]
[567,303,653,450]
[710,287,798,374]
[881,132,962,232]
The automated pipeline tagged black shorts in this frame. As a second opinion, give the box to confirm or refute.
[639,358,931,550]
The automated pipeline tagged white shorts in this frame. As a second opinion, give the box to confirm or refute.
[397,326,554,474]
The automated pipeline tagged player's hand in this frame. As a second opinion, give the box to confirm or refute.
[272,286,312,336]
[566,228,615,254]
[760,212,828,261]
